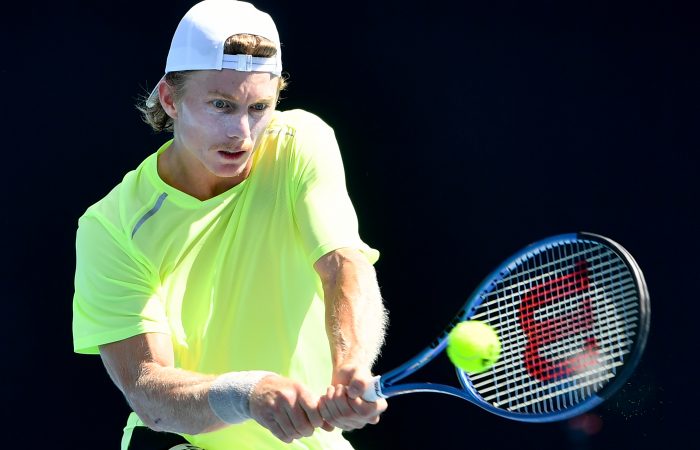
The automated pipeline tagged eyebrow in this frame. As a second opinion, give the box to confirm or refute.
[208,90,276,104]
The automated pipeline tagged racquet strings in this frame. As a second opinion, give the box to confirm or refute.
[466,238,641,414]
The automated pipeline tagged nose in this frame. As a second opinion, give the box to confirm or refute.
[225,112,251,141]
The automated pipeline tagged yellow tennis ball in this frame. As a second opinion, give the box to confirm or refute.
[446,320,501,373]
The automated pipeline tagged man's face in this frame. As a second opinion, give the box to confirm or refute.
[171,69,279,181]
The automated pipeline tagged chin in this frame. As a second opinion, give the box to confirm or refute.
[213,167,244,179]
[213,160,251,179]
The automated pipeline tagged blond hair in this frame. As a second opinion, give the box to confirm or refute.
[137,34,287,132]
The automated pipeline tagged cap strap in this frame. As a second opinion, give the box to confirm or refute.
[222,54,281,75]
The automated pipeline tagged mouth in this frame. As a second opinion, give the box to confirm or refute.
[218,150,247,161]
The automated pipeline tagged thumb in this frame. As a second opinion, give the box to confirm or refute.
[347,377,369,400]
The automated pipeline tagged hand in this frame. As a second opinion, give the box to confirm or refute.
[319,365,388,431]
[249,374,334,443]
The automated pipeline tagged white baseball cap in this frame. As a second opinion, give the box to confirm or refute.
[146,0,282,107]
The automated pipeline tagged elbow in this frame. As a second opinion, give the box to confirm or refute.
[131,406,209,435]
[121,388,169,432]
[120,382,179,433]
[135,416,207,436]
[135,412,168,433]
[316,248,374,284]
[124,386,215,435]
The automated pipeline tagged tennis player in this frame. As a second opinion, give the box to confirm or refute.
[71,1,388,448]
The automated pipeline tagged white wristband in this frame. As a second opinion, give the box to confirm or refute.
[207,371,274,424]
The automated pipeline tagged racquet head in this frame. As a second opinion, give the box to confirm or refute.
[456,232,650,420]
[367,232,650,422]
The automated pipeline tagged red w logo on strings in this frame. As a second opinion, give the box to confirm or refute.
[518,260,599,382]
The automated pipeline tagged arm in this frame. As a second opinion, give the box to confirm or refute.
[99,332,222,435]
[314,247,389,429]
[99,332,329,442]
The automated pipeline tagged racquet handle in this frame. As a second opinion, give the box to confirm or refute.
[362,375,385,402]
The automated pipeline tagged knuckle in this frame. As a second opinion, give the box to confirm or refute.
[266,398,280,410]
[267,402,284,415]
[290,381,306,395]
[361,405,377,417]
[283,388,296,401]
[312,417,324,428]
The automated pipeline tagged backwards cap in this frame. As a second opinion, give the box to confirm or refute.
[146,0,282,107]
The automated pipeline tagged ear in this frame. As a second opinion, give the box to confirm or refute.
[158,80,178,119]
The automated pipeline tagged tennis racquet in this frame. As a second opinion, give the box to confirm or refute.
[363,232,650,422]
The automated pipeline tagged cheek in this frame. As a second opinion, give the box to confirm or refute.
[179,107,224,142]
[251,114,274,140]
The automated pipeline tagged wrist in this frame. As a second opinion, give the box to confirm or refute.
[331,363,373,385]
[207,371,274,424]
[333,354,371,372]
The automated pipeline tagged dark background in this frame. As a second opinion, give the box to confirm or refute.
[3,0,698,448]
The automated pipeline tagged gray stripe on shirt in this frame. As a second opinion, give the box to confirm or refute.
[131,192,168,238]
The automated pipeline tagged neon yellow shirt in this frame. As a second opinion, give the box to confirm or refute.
[72,109,378,449]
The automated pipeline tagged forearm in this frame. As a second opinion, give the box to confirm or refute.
[99,334,270,435]
[126,363,222,434]
[126,365,272,434]
[318,249,388,370]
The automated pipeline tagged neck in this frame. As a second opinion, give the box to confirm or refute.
[157,142,250,201]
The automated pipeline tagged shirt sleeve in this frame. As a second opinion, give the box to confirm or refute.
[290,115,379,265]
[72,213,170,354]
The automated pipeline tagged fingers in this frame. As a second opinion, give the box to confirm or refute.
[331,365,374,400]
[273,410,298,443]
[320,384,387,431]
[321,420,335,432]
[347,375,370,400]
[248,372,385,442]
[282,403,316,441]
[284,389,323,439]
[299,391,325,429]
[266,420,290,444]
[249,375,332,443]
[320,385,371,430]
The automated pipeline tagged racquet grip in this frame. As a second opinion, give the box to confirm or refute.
[362,375,385,402]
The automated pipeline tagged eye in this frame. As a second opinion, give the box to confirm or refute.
[250,103,269,112]
[212,99,229,109]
